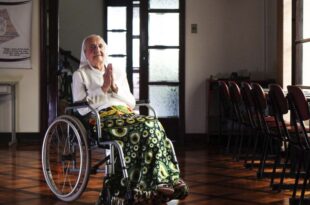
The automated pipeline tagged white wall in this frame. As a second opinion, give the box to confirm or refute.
[185,0,277,133]
[0,0,40,132]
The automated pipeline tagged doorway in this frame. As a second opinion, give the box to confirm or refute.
[105,0,185,143]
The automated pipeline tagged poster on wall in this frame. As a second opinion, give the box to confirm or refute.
[0,0,32,69]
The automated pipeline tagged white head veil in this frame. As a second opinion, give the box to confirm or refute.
[79,34,107,69]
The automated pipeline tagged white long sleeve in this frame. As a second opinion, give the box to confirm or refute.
[72,65,136,116]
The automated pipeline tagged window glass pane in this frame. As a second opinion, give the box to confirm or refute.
[302,43,310,84]
[133,39,140,67]
[108,57,126,74]
[133,72,140,100]
[133,7,140,35]
[149,0,179,9]
[107,7,126,30]
[149,85,179,117]
[149,13,179,46]
[107,32,126,55]
[303,0,310,39]
[149,49,179,82]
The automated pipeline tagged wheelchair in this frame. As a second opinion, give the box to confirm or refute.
[41,100,180,204]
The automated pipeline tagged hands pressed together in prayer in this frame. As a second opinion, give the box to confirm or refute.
[102,63,118,93]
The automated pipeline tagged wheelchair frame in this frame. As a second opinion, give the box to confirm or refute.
[41,101,179,203]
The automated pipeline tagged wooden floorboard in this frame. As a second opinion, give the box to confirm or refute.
[0,142,298,205]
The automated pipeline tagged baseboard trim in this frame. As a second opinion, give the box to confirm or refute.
[0,132,41,144]
[185,133,208,143]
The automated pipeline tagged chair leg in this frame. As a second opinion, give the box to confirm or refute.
[226,120,235,153]
[279,145,291,187]
[292,156,302,199]
[299,156,310,205]
[219,108,223,143]
[270,140,282,187]
[257,133,271,178]
[232,122,241,159]
[233,123,243,161]
[244,127,254,167]
[250,132,260,168]
[236,125,246,161]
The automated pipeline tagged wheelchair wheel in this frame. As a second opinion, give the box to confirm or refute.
[101,186,112,205]
[42,115,90,202]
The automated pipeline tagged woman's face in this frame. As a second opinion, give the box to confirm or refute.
[84,36,107,69]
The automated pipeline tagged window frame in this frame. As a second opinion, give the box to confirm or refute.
[293,0,310,85]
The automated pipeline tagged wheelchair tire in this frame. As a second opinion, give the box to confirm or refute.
[101,186,134,205]
[42,115,90,202]
[102,186,112,205]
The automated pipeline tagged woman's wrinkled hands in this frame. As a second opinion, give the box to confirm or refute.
[102,63,118,93]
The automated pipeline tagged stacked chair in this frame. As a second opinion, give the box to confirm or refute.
[217,80,233,150]
[217,80,251,160]
[267,84,294,190]
[227,81,247,160]
[240,82,262,169]
[214,80,310,204]
[286,85,310,204]
[250,83,279,178]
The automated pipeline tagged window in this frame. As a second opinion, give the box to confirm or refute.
[105,0,185,142]
[293,0,310,85]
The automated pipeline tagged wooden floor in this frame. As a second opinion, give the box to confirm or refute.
[0,141,295,205]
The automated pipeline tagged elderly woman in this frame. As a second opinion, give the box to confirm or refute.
[72,34,188,204]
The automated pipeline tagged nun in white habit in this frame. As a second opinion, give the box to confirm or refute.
[72,34,188,205]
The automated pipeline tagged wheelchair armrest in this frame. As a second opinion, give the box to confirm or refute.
[65,100,102,141]
[65,100,90,112]
[135,99,157,118]
[71,100,90,107]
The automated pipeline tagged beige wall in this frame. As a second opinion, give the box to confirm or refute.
[185,0,277,133]
[0,0,40,132]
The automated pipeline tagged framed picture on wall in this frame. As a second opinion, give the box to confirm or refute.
[0,0,32,69]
